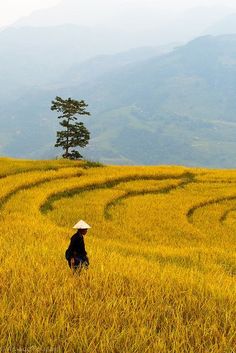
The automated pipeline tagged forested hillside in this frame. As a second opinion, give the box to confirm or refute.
[1,35,236,167]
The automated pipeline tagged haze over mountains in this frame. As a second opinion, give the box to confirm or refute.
[205,13,236,35]
[14,1,235,45]
[1,1,236,167]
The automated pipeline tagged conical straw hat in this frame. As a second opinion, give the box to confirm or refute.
[73,220,91,229]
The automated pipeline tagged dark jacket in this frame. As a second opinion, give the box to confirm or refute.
[65,231,88,262]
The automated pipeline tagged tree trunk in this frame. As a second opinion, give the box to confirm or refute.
[65,119,69,158]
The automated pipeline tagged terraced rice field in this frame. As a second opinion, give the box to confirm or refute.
[0,157,235,353]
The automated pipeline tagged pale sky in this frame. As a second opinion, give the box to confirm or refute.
[0,0,60,27]
[1,0,236,28]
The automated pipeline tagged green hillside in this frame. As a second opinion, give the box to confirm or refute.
[1,35,236,167]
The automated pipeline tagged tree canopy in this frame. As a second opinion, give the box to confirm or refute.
[51,96,90,160]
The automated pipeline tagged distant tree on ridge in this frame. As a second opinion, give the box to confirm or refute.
[51,96,90,160]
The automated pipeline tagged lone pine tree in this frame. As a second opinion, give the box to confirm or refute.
[51,96,90,160]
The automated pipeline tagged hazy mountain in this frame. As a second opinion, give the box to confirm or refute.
[58,45,175,86]
[0,42,173,160]
[157,6,234,44]
[14,0,178,30]
[13,1,233,46]
[0,24,172,102]
[13,0,179,48]
[63,34,236,166]
[1,35,236,167]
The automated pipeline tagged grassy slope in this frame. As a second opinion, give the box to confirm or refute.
[0,158,235,353]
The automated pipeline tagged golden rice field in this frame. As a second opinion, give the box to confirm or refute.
[0,157,235,353]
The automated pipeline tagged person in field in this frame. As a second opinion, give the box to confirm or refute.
[65,220,91,272]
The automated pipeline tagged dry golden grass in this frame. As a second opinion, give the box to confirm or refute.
[0,158,235,353]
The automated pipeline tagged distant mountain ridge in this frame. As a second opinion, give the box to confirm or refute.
[12,1,235,45]
[1,35,236,167]
[0,24,166,101]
